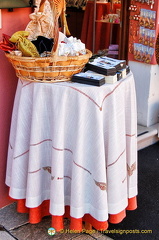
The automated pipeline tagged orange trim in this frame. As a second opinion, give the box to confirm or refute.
[83,214,108,231]
[109,210,126,224]
[85,222,92,230]
[15,197,137,231]
[108,197,137,224]
[17,199,28,213]
[52,216,64,232]
[127,196,137,210]
[70,217,83,231]
[29,200,50,224]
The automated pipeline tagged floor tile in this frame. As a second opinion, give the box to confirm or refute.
[0,231,16,240]
[67,234,95,239]
[0,203,29,230]
[10,217,81,240]
[0,203,113,240]
[87,231,114,240]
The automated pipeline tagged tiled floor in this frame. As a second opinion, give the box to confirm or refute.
[1,123,159,240]
[0,203,113,240]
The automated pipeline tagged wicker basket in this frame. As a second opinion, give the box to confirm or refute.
[5,0,92,83]
[5,50,92,82]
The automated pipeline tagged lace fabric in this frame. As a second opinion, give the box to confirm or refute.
[25,0,54,40]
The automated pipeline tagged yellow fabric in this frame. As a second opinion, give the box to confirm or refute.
[9,31,39,57]
[9,31,30,43]
[17,38,40,57]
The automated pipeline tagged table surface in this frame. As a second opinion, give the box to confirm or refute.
[6,73,137,223]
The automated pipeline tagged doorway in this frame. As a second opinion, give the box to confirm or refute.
[119,0,131,60]
[80,0,131,61]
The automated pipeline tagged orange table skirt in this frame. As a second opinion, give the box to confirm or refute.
[14,196,137,232]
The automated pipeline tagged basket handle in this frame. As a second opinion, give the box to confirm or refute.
[38,0,46,12]
[49,0,67,56]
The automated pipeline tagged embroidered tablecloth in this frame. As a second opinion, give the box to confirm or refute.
[6,72,137,230]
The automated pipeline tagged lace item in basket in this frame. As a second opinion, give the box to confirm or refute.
[25,0,54,40]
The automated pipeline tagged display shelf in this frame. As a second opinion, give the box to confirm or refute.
[95,20,120,24]
[92,0,121,54]
[80,1,130,58]
[128,0,159,65]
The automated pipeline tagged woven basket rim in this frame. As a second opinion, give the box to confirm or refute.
[5,49,92,62]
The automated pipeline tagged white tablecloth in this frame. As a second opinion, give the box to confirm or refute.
[6,72,137,222]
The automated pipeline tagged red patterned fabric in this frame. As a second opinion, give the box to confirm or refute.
[0,34,16,52]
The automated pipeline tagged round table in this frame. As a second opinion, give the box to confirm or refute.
[6,72,137,231]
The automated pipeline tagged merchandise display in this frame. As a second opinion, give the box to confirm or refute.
[71,71,105,86]
[0,0,92,83]
[85,56,126,76]
[116,71,122,81]
[126,65,130,75]
[102,56,126,70]
[128,0,158,64]
[104,73,117,83]
[107,44,119,58]
[100,13,120,23]
[86,62,116,76]
[71,56,129,86]
[118,68,126,78]
[81,1,121,53]
[31,36,54,55]
[85,70,118,84]
[25,4,54,40]
[1,0,139,233]
[58,36,86,56]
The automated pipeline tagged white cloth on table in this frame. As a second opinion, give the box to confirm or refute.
[6,72,137,222]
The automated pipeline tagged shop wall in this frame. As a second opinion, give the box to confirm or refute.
[129,61,159,127]
[0,8,32,208]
